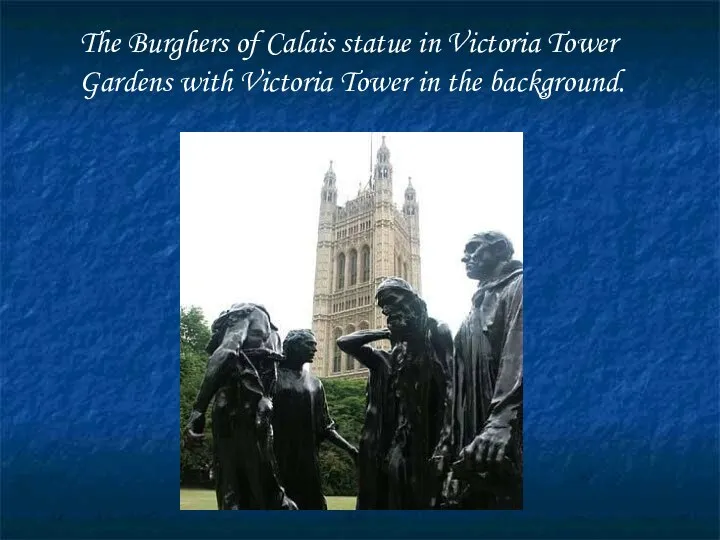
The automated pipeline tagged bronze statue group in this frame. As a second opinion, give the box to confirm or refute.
[185,230,523,511]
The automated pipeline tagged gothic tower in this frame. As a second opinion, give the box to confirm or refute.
[311,136,422,378]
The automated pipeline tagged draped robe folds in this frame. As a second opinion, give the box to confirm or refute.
[356,360,394,510]
[272,368,337,510]
[198,347,293,510]
[447,261,523,509]
[386,320,453,510]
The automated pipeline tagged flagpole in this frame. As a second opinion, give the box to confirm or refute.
[369,132,373,186]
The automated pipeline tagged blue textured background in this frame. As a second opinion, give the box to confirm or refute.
[2,1,718,538]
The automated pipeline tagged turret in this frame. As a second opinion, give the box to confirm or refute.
[403,177,418,217]
[321,160,338,206]
[372,136,393,198]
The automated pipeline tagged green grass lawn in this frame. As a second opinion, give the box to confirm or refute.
[180,489,356,510]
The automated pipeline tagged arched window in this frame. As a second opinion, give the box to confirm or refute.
[349,249,358,286]
[345,324,356,370]
[333,328,343,373]
[361,246,371,282]
[337,253,345,290]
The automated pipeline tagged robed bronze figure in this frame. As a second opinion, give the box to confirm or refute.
[185,303,297,510]
[339,277,453,509]
[436,232,523,510]
[272,329,358,509]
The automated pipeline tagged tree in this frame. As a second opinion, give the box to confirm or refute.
[181,306,212,358]
[318,377,367,496]
[180,306,214,485]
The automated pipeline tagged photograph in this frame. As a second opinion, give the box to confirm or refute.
[179,132,523,510]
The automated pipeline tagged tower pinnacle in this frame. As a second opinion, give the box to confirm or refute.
[373,135,393,194]
[321,160,337,204]
[403,176,418,216]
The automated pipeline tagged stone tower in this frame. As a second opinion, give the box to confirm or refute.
[311,136,422,378]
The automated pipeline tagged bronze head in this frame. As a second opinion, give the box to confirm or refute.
[206,303,279,355]
[376,277,427,340]
[461,231,514,281]
[282,329,317,368]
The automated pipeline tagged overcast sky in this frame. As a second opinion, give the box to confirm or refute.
[180,132,522,338]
